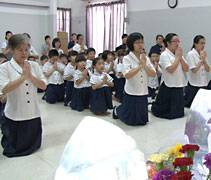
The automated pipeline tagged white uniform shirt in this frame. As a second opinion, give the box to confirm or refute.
[1,40,8,49]
[63,63,75,82]
[86,59,94,77]
[186,48,209,87]
[90,71,113,88]
[123,52,155,96]
[159,48,187,88]
[73,43,88,52]
[104,61,114,75]
[43,61,65,85]
[148,64,162,89]
[115,62,124,78]
[74,69,91,88]
[0,58,46,121]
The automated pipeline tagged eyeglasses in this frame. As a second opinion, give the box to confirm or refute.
[198,42,206,45]
[170,40,180,43]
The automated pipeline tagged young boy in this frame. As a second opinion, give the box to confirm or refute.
[38,55,48,93]
[59,53,68,66]
[148,50,162,99]
[43,49,65,104]
[63,51,78,106]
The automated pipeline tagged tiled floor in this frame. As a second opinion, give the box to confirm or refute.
[0,93,189,180]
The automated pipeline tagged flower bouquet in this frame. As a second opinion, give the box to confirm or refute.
[147,143,211,180]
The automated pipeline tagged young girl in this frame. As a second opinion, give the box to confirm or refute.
[113,32,156,126]
[52,38,64,55]
[63,51,78,106]
[0,34,46,157]
[90,57,114,114]
[113,49,126,102]
[71,54,91,111]
[151,33,189,119]
[184,35,210,107]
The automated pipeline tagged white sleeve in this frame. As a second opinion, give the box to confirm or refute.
[186,52,196,69]
[73,45,79,52]
[159,53,172,69]
[90,75,97,84]
[32,62,47,85]
[1,41,7,49]
[106,74,113,82]
[74,71,81,81]
[0,64,10,92]
[42,63,50,73]
[122,56,131,76]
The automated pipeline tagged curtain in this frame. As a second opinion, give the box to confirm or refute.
[86,2,126,55]
[57,8,71,38]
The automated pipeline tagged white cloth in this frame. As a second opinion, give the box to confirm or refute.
[148,65,162,89]
[30,46,39,56]
[186,48,209,87]
[0,58,46,121]
[1,40,8,49]
[115,62,124,78]
[63,63,75,81]
[123,52,155,96]
[54,116,148,180]
[104,61,114,75]
[73,43,87,52]
[43,61,65,85]
[159,48,187,88]
[86,59,93,69]
[90,72,113,88]
[74,69,91,88]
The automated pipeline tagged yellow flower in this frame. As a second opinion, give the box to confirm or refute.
[166,142,183,160]
[148,153,169,163]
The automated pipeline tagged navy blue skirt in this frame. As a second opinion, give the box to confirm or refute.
[116,93,148,126]
[64,81,74,105]
[71,87,91,112]
[109,74,117,92]
[45,84,65,104]
[151,83,184,119]
[90,87,113,113]
[1,116,42,157]
[114,78,125,101]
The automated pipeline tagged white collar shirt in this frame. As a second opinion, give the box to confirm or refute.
[74,69,91,88]
[72,43,88,52]
[0,58,46,121]
[63,63,75,81]
[148,65,162,89]
[43,61,65,85]
[90,71,113,88]
[115,62,124,78]
[1,40,8,49]
[186,48,209,87]
[123,52,155,96]
[104,61,114,74]
[159,48,187,87]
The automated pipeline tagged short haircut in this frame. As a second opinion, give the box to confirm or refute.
[77,34,83,40]
[122,34,128,39]
[102,50,112,61]
[118,49,126,57]
[60,53,68,59]
[75,54,86,63]
[164,33,177,47]
[148,50,160,57]
[48,49,59,58]
[68,50,78,57]
[127,32,144,51]
[52,38,61,48]
[0,53,7,60]
[87,47,96,54]
[40,55,48,61]
[156,35,164,40]
[8,34,30,50]
[71,33,77,36]
[45,35,51,41]
[5,31,12,40]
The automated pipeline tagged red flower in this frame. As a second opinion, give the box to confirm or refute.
[171,170,193,180]
[179,144,199,153]
[172,157,193,168]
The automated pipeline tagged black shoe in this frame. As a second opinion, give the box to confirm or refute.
[112,106,118,119]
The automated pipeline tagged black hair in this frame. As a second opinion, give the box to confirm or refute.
[0,53,7,60]
[5,31,12,40]
[52,38,61,48]
[71,33,77,36]
[23,33,31,39]
[87,47,96,54]
[118,49,126,57]
[40,55,48,61]
[28,56,35,60]
[163,33,177,47]
[60,53,68,59]
[48,49,59,58]
[45,35,51,41]
[156,35,164,40]
[148,50,160,57]
[102,50,112,61]
[92,57,104,73]
[98,53,102,58]
[192,35,205,49]
[77,34,83,40]
[75,54,86,63]
[127,32,144,51]
[122,34,128,39]
[68,50,78,57]
[115,46,122,52]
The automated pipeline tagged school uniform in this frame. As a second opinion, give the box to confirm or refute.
[86,59,94,77]
[63,63,75,106]
[151,48,187,119]
[72,43,88,52]
[90,72,113,113]
[43,61,65,104]
[104,61,117,92]
[70,69,91,111]
[114,61,125,101]
[114,52,155,126]
[184,48,209,107]
[0,58,46,157]
[148,64,162,99]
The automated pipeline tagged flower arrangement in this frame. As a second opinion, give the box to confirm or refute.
[147,143,211,180]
